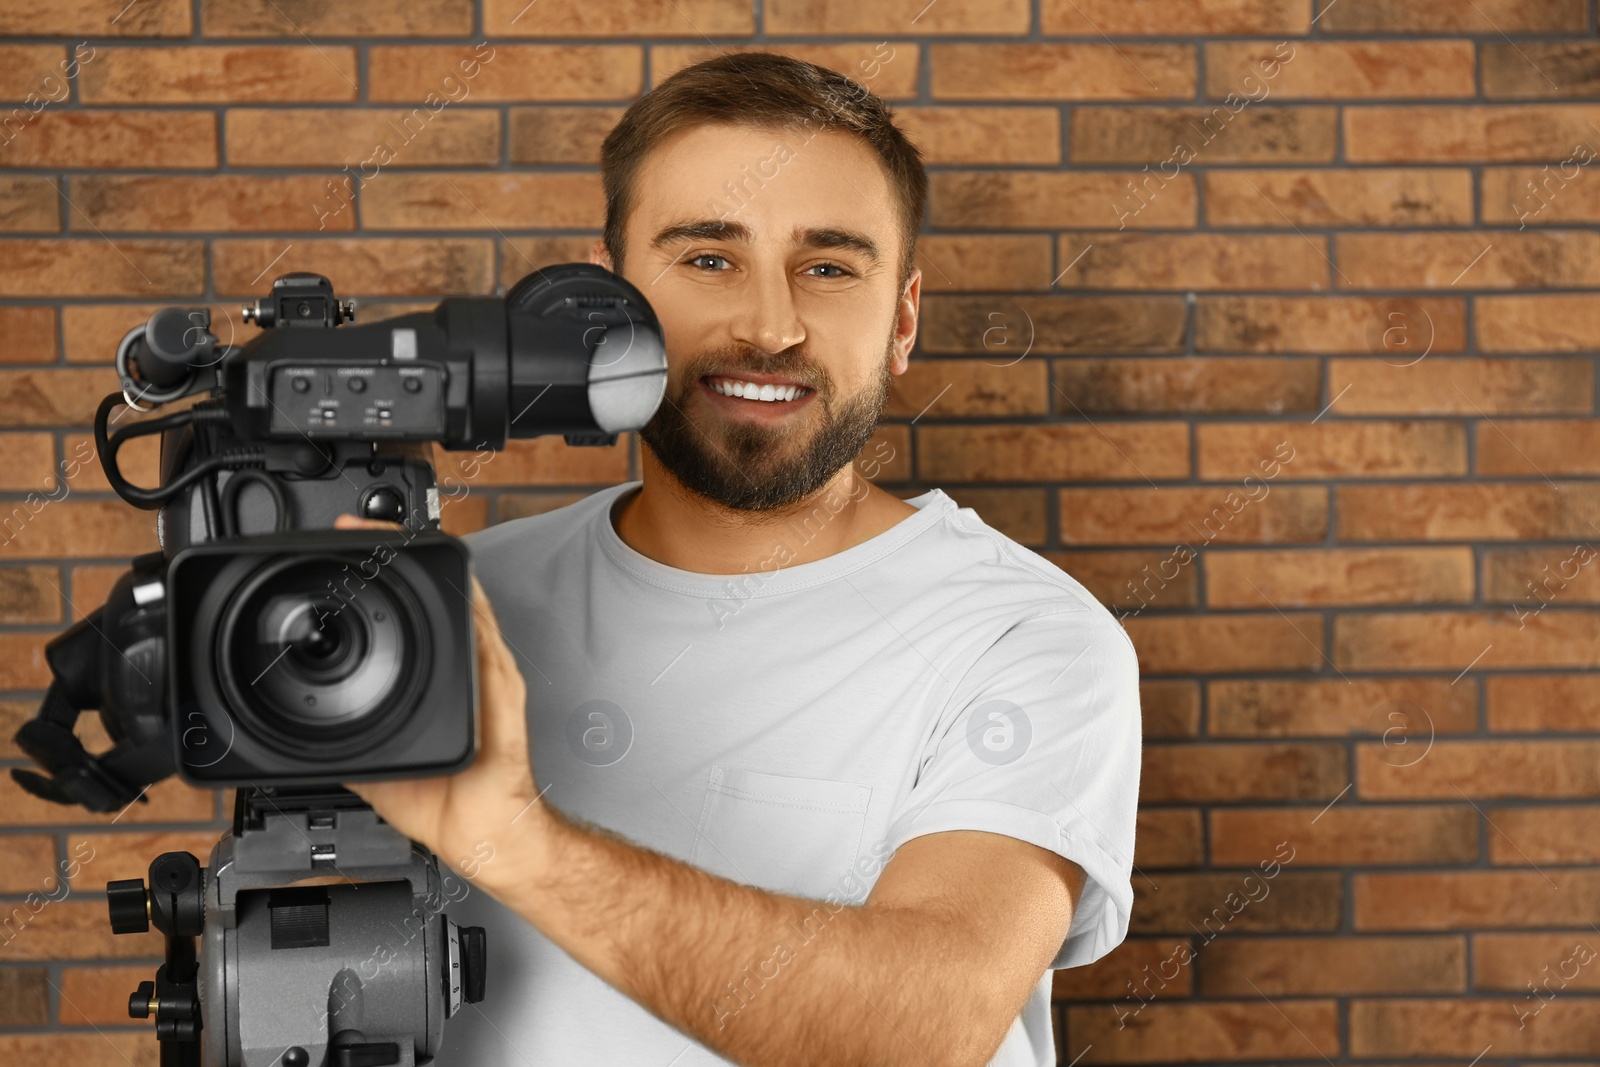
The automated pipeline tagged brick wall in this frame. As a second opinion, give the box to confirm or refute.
[2,1,1599,1063]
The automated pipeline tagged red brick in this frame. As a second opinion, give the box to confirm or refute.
[1212,805,1477,865]
[79,46,357,104]
[1052,937,1195,1001]
[1483,164,1600,226]
[0,175,57,232]
[883,359,1048,419]
[1198,422,1465,479]
[1329,357,1591,415]
[361,173,603,230]
[1359,740,1600,799]
[58,966,154,1026]
[1347,105,1600,163]
[1205,547,1475,608]
[1072,106,1338,164]
[73,175,353,232]
[0,306,55,363]
[0,240,202,297]
[0,900,166,961]
[1209,41,1473,99]
[931,172,1197,229]
[1043,0,1310,34]
[1204,167,1475,227]
[213,238,493,297]
[0,500,159,560]
[917,423,1189,482]
[1474,933,1600,989]
[0,1035,159,1066]
[1483,42,1600,99]
[931,44,1193,100]
[1046,549,1200,614]
[0,563,60,623]
[1198,935,1466,995]
[66,831,224,888]
[765,0,1025,35]
[1486,807,1600,864]
[1338,483,1600,541]
[893,107,1061,165]
[1340,231,1600,289]
[1053,357,1320,415]
[498,236,604,290]
[1488,674,1600,732]
[201,0,474,35]
[486,0,753,35]
[228,108,502,167]
[1196,295,1466,354]
[0,111,217,169]
[0,835,56,893]
[1065,1000,1340,1063]
[1479,293,1600,351]
[1053,233,1329,291]
[913,236,1054,293]
[1135,808,1203,869]
[1127,614,1328,674]
[1060,486,1329,546]
[509,106,624,165]
[1350,997,1600,1057]
[1314,0,1586,33]
[1209,677,1478,738]
[369,44,641,101]
[921,295,1187,354]
[0,0,189,35]
[1355,871,1600,930]
[946,488,1047,547]
[1132,872,1343,935]
[1143,742,1346,802]
[1141,681,1200,739]
[1338,611,1600,672]
[1484,545,1600,608]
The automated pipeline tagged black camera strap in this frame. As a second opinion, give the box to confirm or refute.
[12,678,170,814]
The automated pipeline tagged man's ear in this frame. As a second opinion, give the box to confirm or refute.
[589,239,613,271]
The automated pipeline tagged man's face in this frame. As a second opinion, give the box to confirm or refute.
[593,121,920,513]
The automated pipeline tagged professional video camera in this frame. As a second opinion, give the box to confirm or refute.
[10,264,668,1066]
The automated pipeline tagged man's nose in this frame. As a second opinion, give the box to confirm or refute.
[728,265,805,355]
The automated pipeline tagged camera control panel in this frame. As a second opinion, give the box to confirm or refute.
[269,362,446,438]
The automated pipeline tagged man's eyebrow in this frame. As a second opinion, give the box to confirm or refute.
[648,219,883,266]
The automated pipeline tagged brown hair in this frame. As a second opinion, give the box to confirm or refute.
[598,49,927,292]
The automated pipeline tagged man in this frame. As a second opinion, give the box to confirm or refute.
[337,51,1141,1066]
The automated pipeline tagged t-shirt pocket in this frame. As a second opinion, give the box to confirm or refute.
[689,765,872,900]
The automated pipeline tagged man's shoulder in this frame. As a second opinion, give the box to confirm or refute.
[459,483,628,559]
[931,497,1136,657]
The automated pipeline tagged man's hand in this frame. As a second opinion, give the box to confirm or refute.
[331,514,544,875]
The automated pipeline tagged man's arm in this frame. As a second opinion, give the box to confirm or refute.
[333,518,1087,1066]
[480,804,1086,1067]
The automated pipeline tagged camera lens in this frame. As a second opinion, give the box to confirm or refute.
[216,553,428,759]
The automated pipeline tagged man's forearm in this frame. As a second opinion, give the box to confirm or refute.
[474,802,999,1067]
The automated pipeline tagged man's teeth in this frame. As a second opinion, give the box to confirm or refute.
[708,377,810,402]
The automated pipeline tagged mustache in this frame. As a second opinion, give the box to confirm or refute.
[683,352,828,393]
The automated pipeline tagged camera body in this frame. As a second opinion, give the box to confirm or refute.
[16,263,667,809]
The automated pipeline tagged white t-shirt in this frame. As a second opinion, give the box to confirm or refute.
[440,479,1142,1066]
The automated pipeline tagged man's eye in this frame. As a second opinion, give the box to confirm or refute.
[806,263,852,278]
[688,253,730,271]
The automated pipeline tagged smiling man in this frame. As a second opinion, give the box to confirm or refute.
[339,51,1142,1067]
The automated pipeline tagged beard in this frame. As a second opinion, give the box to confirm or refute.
[638,332,896,513]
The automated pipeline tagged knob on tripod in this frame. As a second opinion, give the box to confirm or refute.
[107,852,203,1065]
